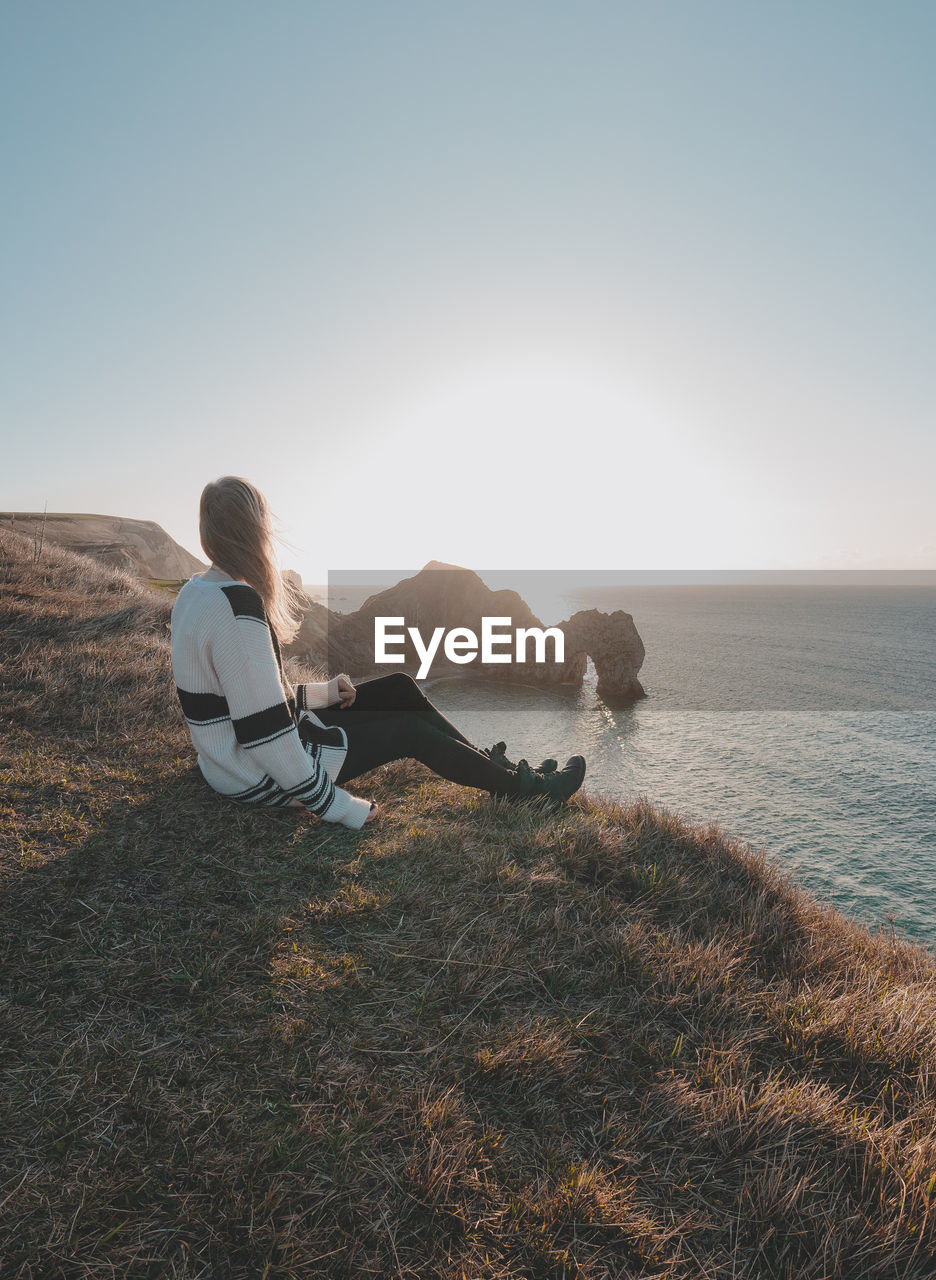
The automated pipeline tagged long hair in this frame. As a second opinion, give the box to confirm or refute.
[198,477,302,643]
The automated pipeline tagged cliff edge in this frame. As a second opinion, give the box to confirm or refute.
[0,511,206,580]
[2,526,934,1277]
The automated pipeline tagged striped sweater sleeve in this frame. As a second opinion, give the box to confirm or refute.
[295,677,342,711]
[208,586,370,828]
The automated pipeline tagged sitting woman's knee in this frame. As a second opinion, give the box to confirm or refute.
[384,671,423,702]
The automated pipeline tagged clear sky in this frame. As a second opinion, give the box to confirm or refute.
[2,1,934,581]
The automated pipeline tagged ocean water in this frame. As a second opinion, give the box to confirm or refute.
[419,586,936,946]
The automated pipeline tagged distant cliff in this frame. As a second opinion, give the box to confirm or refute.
[289,561,646,703]
[0,512,206,581]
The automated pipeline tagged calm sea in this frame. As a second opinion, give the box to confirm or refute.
[418,585,936,946]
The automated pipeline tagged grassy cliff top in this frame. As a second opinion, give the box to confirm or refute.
[3,528,936,1279]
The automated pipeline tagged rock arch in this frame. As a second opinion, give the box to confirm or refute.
[558,609,646,702]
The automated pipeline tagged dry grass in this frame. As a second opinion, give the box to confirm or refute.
[2,528,936,1278]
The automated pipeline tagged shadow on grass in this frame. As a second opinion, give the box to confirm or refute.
[1,765,384,1275]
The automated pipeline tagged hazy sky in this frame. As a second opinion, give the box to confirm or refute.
[2,1,934,581]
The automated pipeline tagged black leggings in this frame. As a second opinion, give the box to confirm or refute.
[313,672,523,798]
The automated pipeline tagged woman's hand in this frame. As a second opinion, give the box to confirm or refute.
[337,675,356,708]
[364,801,379,824]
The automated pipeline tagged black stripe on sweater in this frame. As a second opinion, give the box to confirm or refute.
[229,768,336,816]
[240,780,292,808]
[220,583,267,623]
[230,775,282,804]
[290,770,335,814]
[269,626,285,674]
[176,687,230,724]
[232,701,295,748]
[298,717,345,750]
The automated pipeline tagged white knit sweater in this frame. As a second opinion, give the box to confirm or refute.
[170,569,371,829]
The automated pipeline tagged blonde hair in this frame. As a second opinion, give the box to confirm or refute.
[198,477,303,643]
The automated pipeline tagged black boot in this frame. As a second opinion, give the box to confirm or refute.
[485,741,558,774]
[511,756,586,811]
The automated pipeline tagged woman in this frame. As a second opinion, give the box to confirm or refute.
[170,477,586,829]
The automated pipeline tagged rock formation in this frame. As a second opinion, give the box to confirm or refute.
[289,561,646,703]
[560,609,646,702]
[1,513,206,580]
